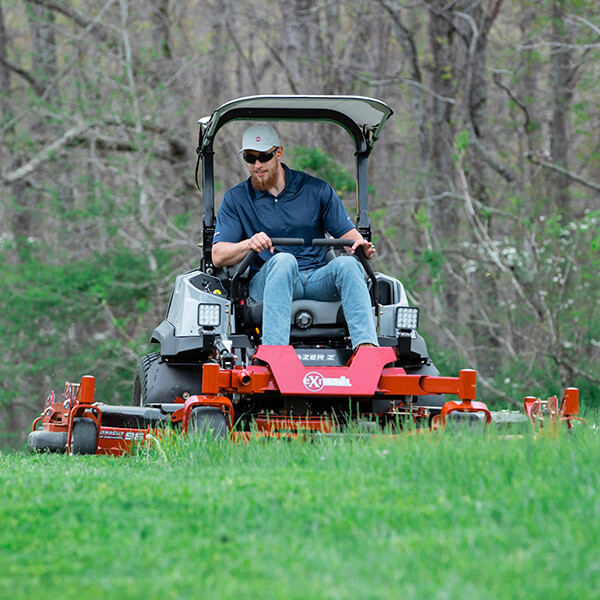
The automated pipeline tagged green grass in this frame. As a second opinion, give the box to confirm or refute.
[1,429,600,599]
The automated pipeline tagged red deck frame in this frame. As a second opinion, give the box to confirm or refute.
[30,346,582,455]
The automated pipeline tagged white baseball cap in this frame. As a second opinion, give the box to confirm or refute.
[239,124,280,153]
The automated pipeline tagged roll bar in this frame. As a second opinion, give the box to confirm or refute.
[196,95,393,271]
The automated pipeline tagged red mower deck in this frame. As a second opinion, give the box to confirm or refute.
[28,346,582,456]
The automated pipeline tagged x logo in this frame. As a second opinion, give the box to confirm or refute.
[303,372,324,391]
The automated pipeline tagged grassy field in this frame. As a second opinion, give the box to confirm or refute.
[1,428,599,600]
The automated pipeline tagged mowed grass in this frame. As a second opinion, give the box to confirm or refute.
[1,428,599,600]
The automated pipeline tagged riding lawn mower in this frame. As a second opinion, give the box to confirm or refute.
[27,95,583,455]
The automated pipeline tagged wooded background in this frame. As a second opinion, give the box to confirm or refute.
[1,0,599,445]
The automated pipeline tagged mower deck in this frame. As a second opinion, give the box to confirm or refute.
[27,346,582,456]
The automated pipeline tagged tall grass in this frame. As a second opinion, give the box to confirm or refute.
[1,428,599,599]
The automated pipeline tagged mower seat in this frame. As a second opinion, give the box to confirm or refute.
[244,298,349,341]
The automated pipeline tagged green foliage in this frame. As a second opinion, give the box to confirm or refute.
[452,129,471,168]
[0,244,170,415]
[371,207,396,242]
[507,196,523,213]
[1,246,159,316]
[287,145,355,197]
[454,128,471,153]
[408,204,600,411]
[420,248,446,281]
[415,205,431,230]
[171,210,196,232]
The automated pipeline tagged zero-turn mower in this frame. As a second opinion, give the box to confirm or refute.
[27,95,583,455]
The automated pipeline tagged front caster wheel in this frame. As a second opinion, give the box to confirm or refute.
[188,407,228,440]
[71,418,98,455]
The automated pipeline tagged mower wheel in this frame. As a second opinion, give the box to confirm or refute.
[71,418,98,455]
[27,429,68,453]
[132,352,204,406]
[188,407,228,440]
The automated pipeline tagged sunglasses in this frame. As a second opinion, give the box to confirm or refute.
[242,149,278,164]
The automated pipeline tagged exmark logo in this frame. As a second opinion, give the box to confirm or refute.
[302,371,351,391]
[99,430,145,441]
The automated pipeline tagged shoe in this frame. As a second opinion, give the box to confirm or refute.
[355,343,377,349]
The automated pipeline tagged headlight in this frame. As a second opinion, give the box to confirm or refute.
[198,303,221,327]
[396,306,419,330]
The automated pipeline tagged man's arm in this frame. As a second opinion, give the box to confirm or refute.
[212,232,275,267]
[340,228,376,260]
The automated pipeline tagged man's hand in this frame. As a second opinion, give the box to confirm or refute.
[341,228,376,259]
[248,231,275,254]
[212,232,274,267]
[350,238,376,259]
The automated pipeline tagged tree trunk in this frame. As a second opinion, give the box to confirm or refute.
[458,1,504,380]
[279,0,315,90]
[426,1,460,320]
[25,0,57,103]
[0,1,10,117]
[549,0,573,218]
[150,0,172,59]
[0,0,22,258]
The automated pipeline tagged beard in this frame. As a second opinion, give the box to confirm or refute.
[251,167,278,192]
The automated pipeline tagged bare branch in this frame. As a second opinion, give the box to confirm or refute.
[456,160,539,316]
[225,20,260,94]
[26,0,114,45]
[561,355,600,386]
[264,40,300,95]
[518,41,600,51]
[0,54,43,94]
[526,152,600,193]
[492,70,531,138]
[1,120,95,183]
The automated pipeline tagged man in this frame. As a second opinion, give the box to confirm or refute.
[211,124,378,349]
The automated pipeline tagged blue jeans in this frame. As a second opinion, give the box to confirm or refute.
[248,253,378,347]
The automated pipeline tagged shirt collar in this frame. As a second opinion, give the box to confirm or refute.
[247,163,298,199]
[281,164,299,194]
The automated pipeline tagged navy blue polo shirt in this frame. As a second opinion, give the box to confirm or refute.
[213,164,354,271]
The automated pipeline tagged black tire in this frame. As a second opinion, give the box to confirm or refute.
[27,429,68,453]
[132,352,160,406]
[71,418,98,455]
[188,407,228,440]
[132,352,204,407]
